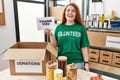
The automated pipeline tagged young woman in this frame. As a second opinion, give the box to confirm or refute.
[44,3,90,71]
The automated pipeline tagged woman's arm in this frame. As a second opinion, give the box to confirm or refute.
[81,47,89,72]
[49,33,57,48]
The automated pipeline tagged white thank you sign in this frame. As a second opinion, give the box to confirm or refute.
[37,17,55,30]
[106,36,120,48]
[15,60,42,73]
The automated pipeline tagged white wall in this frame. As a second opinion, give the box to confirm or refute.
[0,0,16,70]
[104,0,120,17]
[0,0,16,54]
[89,0,120,17]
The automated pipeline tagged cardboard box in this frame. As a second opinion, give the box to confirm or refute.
[99,50,112,65]
[112,52,120,67]
[89,54,99,62]
[88,48,100,62]
[49,6,64,20]
[3,42,57,75]
[89,48,99,56]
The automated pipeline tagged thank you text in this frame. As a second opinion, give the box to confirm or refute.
[37,17,55,30]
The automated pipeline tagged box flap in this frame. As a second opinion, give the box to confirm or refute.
[16,42,48,48]
[46,43,58,57]
[3,49,46,60]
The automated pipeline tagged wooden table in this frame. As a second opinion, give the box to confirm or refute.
[0,68,118,80]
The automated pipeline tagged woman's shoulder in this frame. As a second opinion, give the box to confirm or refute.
[76,24,85,28]
[55,23,63,31]
[57,23,64,27]
[56,23,64,29]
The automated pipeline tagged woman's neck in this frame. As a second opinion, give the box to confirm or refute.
[65,21,75,25]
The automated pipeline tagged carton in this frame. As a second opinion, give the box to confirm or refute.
[3,42,57,75]
[88,48,100,62]
[99,50,112,65]
[112,52,120,67]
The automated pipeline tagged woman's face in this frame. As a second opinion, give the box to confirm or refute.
[65,5,76,23]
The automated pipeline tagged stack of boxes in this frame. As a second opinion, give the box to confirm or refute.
[88,48,120,68]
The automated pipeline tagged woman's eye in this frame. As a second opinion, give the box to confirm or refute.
[67,9,70,12]
[71,10,76,12]
[66,9,76,12]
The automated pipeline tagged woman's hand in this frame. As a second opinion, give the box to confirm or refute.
[44,28,53,36]
[84,63,89,72]
[44,28,57,47]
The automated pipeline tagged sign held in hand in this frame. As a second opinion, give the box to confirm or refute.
[37,17,55,30]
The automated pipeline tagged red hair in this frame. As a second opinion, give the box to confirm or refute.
[61,3,84,26]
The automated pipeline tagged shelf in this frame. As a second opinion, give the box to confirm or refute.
[89,62,120,76]
[87,30,120,52]
[90,46,120,53]
[87,28,120,33]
